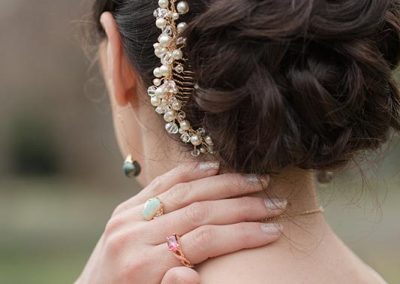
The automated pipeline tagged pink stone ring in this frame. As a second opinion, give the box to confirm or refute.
[166,234,194,268]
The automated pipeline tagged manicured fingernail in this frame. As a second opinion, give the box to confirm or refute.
[197,161,220,171]
[260,223,283,234]
[264,198,287,211]
[246,174,270,189]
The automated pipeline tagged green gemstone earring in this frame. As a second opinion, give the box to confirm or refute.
[123,155,141,178]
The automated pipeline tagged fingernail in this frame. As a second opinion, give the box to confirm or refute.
[246,174,270,189]
[197,161,220,171]
[264,198,287,211]
[260,223,283,234]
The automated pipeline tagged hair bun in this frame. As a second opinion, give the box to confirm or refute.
[182,0,400,172]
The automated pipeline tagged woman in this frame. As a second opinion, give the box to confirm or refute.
[77,0,400,283]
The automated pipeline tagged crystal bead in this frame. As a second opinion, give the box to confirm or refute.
[205,136,214,145]
[174,64,184,73]
[197,128,206,135]
[191,147,201,157]
[177,111,186,120]
[162,25,173,36]
[155,86,165,97]
[153,8,168,18]
[161,53,174,65]
[180,133,191,143]
[165,122,179,134]
[155,106,168,114]
[176,37,187,46]
[200,147,207,154]
[147,86,157,97]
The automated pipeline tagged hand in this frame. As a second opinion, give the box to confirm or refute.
[75,161,285,284]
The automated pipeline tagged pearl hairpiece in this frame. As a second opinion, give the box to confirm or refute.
[150,0,214,157]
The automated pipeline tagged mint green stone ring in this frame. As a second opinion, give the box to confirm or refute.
[143,197,164,221]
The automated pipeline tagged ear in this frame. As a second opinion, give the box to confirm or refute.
[99,12,137,107]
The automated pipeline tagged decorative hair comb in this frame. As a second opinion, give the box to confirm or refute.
[150,0,214,157]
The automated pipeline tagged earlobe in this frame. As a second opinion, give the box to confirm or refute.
[100,12,137,107]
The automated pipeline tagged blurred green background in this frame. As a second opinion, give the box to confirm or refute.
[0,1,399,283]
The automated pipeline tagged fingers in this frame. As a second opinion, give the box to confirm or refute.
[148,197,287,244]
[161,267,200,284]
[117,161,220,212]
[156,222,282,267]
[157,173,269,213]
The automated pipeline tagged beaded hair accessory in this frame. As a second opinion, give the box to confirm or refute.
[150,0,215,157]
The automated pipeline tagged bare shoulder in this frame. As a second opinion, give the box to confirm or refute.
[195,226,387,284]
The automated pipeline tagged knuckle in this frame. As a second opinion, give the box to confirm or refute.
[104,216,124,237]
[112,202,127,217]
[193,225,214,247]
[105,231,131,256]
[185,202,208,226]
[166,182,190,207]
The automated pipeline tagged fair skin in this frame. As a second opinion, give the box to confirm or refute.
[78,12,387,284]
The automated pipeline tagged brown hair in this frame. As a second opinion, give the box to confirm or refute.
[92,0,400,174]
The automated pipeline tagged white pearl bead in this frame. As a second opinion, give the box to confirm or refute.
[159,65,169,76]
[158,34,171,47]
[172,49,183,60]
[172,100,181,110]
[153,79,162,86]
[164,110,176,122]
[190,134,202,146]
[180,120,190,131]
[154,48,164,58]
[151,96,161,106]
[155,86,165,97]
[177,1,189,14]
[156,18,167,29]
[177,22,187,34]
[172,12,179,20]
[153,67,162,78]
[158,0,168,9]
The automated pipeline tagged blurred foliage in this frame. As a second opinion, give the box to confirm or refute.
[9,113,60,176]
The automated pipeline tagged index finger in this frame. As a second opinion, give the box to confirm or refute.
[119,161,220,210]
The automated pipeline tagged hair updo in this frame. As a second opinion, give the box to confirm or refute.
[93,0,400,174]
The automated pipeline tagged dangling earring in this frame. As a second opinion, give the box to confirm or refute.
[123,155,141,178]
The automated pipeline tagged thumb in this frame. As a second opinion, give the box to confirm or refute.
[161,267,200,284]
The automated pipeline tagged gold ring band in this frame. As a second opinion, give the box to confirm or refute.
[166,234,194,268]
